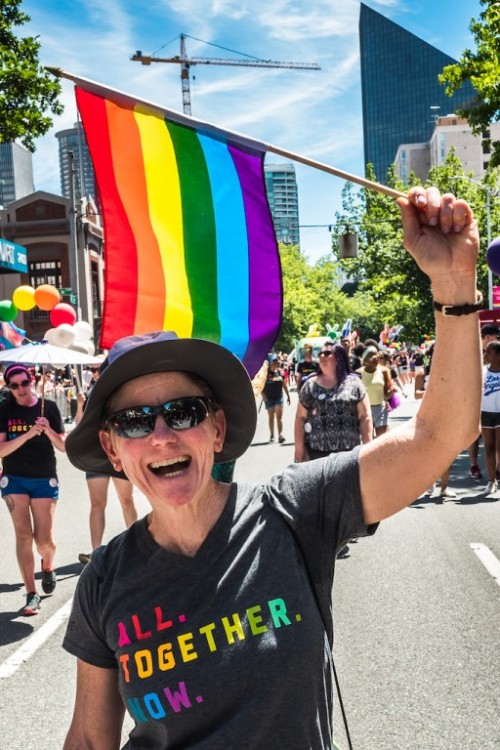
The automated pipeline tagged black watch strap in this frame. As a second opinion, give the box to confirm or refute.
[433,291,483,317]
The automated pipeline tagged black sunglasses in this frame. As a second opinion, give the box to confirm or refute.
[8,379,31,390]
[105,395,216,439]
[318,350,334,358]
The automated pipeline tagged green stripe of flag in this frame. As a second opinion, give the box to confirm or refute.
[166,120,220,341]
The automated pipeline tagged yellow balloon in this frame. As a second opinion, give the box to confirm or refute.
[12,285,36,311]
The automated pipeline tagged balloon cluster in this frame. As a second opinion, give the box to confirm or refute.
[1,284,94,353]
[0,284,76,325]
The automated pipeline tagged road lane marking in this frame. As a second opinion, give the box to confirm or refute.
[470,543,500,587]
[0,597,73,679]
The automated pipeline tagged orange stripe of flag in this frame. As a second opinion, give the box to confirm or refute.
[104,98,166,333]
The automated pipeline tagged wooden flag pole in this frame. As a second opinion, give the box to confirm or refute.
[266,144,407,200]
[46,67,407,201]
[40,366,45,418]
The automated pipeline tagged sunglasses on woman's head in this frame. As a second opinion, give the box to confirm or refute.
[104,395,216,439]
[318,350,334,358]
[8,379,30,390]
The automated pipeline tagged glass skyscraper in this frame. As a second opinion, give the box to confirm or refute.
[359,3,478,181]
[264,163,300,246]
[56,122,95,201]
[0,142,34,207]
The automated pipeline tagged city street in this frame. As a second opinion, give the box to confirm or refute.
[0,386,499,749]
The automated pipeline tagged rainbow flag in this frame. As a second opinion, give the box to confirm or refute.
[75,82,282,378]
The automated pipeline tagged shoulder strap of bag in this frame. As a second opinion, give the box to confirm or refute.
[282,518,354,750]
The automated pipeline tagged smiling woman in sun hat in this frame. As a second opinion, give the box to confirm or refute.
[62,187,481,750]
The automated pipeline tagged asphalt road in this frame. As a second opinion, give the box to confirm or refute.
[0,385,499,749]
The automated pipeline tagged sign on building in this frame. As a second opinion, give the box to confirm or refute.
[0,239,28,273]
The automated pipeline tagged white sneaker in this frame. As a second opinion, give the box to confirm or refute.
[440,488,457,500]
[485,480,498,495]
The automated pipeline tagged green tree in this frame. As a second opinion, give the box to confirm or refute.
[439,0,500,165]
[333,168,435,341]
[275,242,320,352]
[0,1,63,150]
[426,151,500,302]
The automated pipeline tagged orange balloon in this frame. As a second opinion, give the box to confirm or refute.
[34,284,61,311]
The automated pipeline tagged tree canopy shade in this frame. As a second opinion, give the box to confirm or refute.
[0,1,63,151]
[439,0,500,166]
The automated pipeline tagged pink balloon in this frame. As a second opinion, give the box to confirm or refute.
[50,303,77,328]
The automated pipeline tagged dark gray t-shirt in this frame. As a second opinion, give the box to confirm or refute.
[63,448,375,749]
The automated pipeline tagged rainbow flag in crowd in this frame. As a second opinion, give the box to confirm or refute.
[0,321,25,349]
[75,82,282,378]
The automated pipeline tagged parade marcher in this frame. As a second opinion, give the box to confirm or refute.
[262,355,290,443]
[357,346,395,437]
[0,363,66,615]
[480,340,500,495]
[468,324,500,480]
[296,343,319,392]
[294,342,372,461]
[75,367,137,565]
[62,187,481,750]
[394,348,411,387]
[415,345,457,501]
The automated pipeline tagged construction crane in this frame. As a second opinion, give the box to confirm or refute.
[131,33,320,115]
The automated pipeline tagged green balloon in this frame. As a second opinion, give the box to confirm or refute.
[0,300,18,322]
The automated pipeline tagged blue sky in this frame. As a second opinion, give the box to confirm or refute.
[23,0,481,263]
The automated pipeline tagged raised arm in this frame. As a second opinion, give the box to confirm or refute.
[64,660,125,750]
[360,187,481,524]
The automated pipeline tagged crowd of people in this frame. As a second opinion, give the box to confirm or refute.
[262,319,500,507]
[1,305,497,622]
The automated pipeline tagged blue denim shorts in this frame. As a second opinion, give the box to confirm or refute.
[0,474,60,500]
[264,398,284,410]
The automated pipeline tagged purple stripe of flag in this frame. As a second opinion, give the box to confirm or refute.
[228,145,282,378]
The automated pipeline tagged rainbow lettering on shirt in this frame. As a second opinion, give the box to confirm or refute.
[114,597,303,724]
[6,417,34,438]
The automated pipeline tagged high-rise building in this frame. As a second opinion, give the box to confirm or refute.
[264,163,300,246]
[394,115,500,184]
[359,3,478,181]
[55,122,95,201]
[0,142,34,207]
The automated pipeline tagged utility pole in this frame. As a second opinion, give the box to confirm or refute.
[131,33,320,115]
